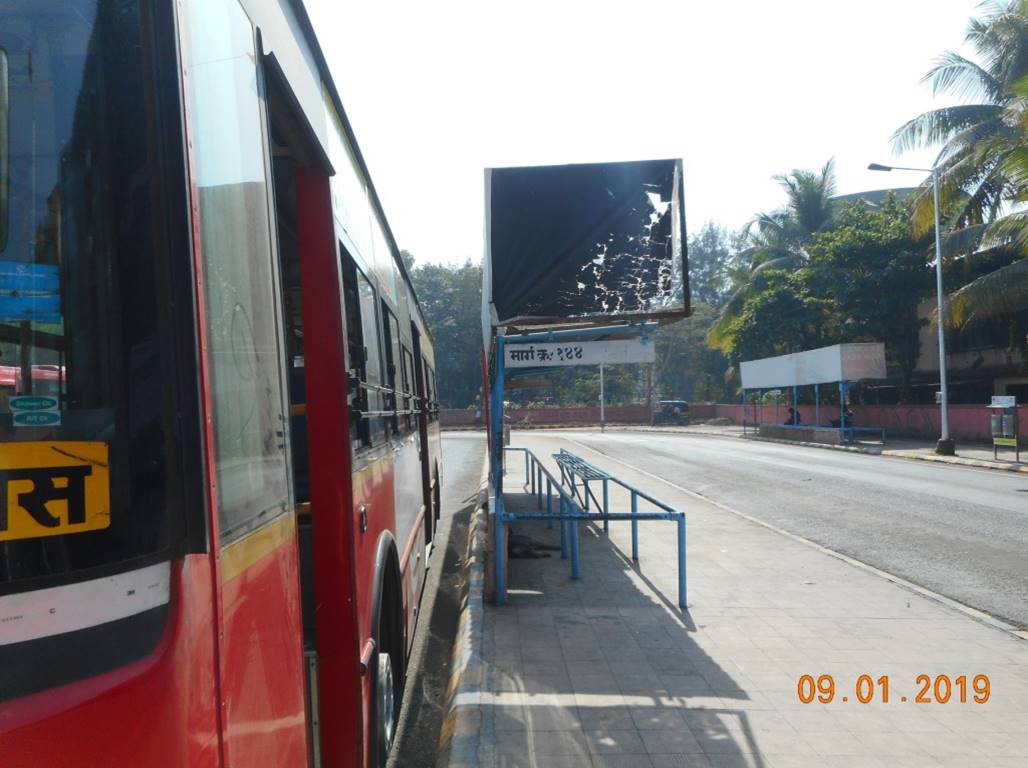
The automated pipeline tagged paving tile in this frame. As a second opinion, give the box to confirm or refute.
[494,703,582,731]
[579,706,637,730]
[628,706,687,731]
[495,727,590,756]
[590,756,656,768]
[496,754,593,768]
[639,729,705,755]
[584,729,648,755]
[648,755,714,768]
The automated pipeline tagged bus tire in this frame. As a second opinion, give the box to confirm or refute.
[372,567,404,767]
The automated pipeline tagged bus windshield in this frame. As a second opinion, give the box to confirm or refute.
[0,1,174,592]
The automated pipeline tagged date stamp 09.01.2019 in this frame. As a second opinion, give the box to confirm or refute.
[797,674,991,705]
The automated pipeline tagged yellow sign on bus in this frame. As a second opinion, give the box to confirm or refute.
[0,442,110,542]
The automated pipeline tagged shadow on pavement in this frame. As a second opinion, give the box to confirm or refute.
[484,489,768,768]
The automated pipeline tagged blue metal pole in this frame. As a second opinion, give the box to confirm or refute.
[495,501,507,605]
[546,478,553,529]
[583,479,590,511]
[602,478,609,535]
[570,506,581,579]
[537,465,543,507]
[677,515,687,609]
[560,496,568,559]
[839,381,847,436]
[631,491,639,562]
[792,386,798,425]
[492,337,507,605]
[741,388,746,434]
[815,383,820,426]
[492,337,506,494]
[530,458,536,495]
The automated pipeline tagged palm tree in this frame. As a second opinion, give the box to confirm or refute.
[708,159,837,351]
[893,0,1028,324]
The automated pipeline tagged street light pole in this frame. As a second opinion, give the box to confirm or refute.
[868,162,955,454]
[930,165,953,453]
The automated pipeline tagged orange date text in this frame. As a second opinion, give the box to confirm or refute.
[796,674,990,704]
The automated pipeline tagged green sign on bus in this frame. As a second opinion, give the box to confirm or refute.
[12,411,61,427]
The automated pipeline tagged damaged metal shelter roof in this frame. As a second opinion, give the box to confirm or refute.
[482,158,690,342]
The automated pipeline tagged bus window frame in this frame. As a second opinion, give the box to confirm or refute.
[381,302,401,437]
[351,262,386,448]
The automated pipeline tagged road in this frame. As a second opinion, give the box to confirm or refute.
[389,432,484,768]
[557,429,1028,628]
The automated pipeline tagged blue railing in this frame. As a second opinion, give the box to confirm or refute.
[496,447,687,609]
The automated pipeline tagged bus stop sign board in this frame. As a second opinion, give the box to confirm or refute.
[504,338,655,368]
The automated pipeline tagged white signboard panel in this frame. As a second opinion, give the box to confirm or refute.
[991,395,1017,408]
[840,343,888,381]
[505,339,655,368]
[740,343,886,389]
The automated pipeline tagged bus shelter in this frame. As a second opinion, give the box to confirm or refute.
[740,343,888,443]
[482,158,691,604]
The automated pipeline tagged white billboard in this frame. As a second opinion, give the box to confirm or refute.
[504,339,655,368]
[740,343,886,389]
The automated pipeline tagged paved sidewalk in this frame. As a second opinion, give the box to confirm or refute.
[475,432,1028,768]
[619,423,1028,474]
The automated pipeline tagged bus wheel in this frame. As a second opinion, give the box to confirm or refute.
[373,578,404,766]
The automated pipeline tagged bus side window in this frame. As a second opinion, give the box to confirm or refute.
[341,254,380,449]
[381,304,401,436]
[355,268,387,445]
[401,347,415,433]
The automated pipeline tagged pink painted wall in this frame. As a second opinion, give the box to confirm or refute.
[441,405,650,427]
[442,402,1027,442]
[697,402,1027,442]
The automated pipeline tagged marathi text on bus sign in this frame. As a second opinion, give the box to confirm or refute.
[0,442,110,542]
[504,339,656,368]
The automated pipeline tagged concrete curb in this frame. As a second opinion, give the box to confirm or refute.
[435,460,489,768]
[618,425,1028,474]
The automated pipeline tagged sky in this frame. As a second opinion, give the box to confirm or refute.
[305,0,983,266]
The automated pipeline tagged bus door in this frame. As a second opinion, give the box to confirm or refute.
[180,1,310,765]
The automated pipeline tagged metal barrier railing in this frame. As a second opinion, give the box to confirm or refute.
[496,446,686,609]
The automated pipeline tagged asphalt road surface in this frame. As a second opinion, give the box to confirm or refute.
[560,429,1028,629]
[389,432,484,768]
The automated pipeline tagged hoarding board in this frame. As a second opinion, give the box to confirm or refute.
[840,343,888,381]
[740,343,886,389]
[483,158,688,335]
[504,339,655,369]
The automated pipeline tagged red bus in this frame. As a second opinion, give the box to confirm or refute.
[0,2,442,767]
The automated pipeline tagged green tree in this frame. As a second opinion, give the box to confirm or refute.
[709,159,838,352]
[720,269,840,363]
[687,222,735,307]
[654,304,729,401]
[409,259,482,408]
[806,197,934,400]
[893,0,1028,323]
[545,365,643,407]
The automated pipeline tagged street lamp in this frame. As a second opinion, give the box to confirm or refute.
[868,162,955,455]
